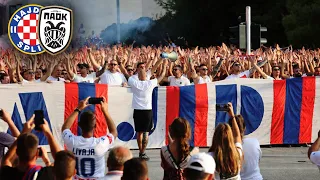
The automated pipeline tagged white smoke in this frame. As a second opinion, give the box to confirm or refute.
[0,0,10,5]
[0,35,12,50]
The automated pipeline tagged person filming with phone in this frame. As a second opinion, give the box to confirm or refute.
[61,96,118,179]
[0,109,20,165]
[0,113,60,179]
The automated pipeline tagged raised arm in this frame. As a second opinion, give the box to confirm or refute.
[157,60,167,83]
[100,97,117,138]
[227,103,242,144]
[96,60,108,77]
[65,54,75,80]
[88,48,102,70]
[151,58,163,74]
[41,119,61,159]
[40,58,57,82]
[2,115,35,167]
[211,58,224,78]
[249,56,269,79]
[62,97,90,131]
[2,109,20,137]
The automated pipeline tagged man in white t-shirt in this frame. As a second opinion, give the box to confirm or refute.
[225,62,251,80]
[61,97,118,179]
[308,130,320,172]
[191,63,212,84]
[99,60,127,86]
[47,65,66,82]
[164,65,190,86]
[128,60,168,160]
[66,59,96,83]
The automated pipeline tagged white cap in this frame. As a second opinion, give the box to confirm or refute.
[310,151,320,166]
[186,153,216,174]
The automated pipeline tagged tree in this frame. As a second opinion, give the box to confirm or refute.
[154,0,289,47]
[283,0,320,48]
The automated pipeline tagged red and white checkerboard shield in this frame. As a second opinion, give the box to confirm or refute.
[38,6,73,55]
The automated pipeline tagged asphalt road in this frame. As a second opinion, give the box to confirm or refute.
[38,147,319,180]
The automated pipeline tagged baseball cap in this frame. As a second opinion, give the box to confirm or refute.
[186,153,215,174]
[310,151,320,166]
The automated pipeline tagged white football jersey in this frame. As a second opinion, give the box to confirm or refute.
[62,129,114,179]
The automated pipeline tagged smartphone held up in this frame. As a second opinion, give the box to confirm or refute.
[34,110,45,131]
[88,97,103,104]
[216,104,229,112]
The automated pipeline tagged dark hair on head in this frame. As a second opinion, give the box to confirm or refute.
[228,115,246,139]
[22,69,34,77]
[184,162,210,180]
[169,117,191,162]
[174,65,182,69]
[54,150,76,180]
[122,158,148,180]
[0,72,8,80]
[137,62,146,68]
[79,111,96,133]
[199,64,207,68]
[16,133,39,162]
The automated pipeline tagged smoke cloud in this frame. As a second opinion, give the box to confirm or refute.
[0,0,10,5]
[100,17,155,45]
[0,34,12,50]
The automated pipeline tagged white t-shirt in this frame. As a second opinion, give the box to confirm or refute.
[73,72,96,83]
[22,79,41,83]
[226,70,250,80]
[128,78,158,110]
[168,76,190,86]
[99,70,127,85]
[62,129,115,178]
[198,75,211,84]
[240,138,263,180]
[131,70,152,81]
[310,151,320,172]
[46,76,65,82]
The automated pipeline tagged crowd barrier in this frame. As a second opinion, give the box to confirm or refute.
[0,77,319,150]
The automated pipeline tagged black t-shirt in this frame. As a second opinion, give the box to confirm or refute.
[0,166,54,180]
[37,166,54,180]
[0,166,25,180]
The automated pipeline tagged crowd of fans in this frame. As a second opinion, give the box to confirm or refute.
[0,43,319,85]
[0,43,320,180]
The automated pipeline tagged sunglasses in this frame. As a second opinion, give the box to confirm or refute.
[233,64,240,67]
[127,69,133,71]
[79,66,87,69]
[273,68,280,71]
[201,68,208,71]
[28,72,35,75]
[173,69,180,71]
[89,70,94,73]
[110,63,118,66]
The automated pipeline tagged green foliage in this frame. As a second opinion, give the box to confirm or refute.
[154,0,290,47]
[283,0,320,48]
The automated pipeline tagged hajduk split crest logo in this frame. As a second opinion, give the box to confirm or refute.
[38,6,73,55]
[8,4,44,55]
[8,4,73,55]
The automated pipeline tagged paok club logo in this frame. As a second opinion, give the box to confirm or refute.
[38,6,73,55]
